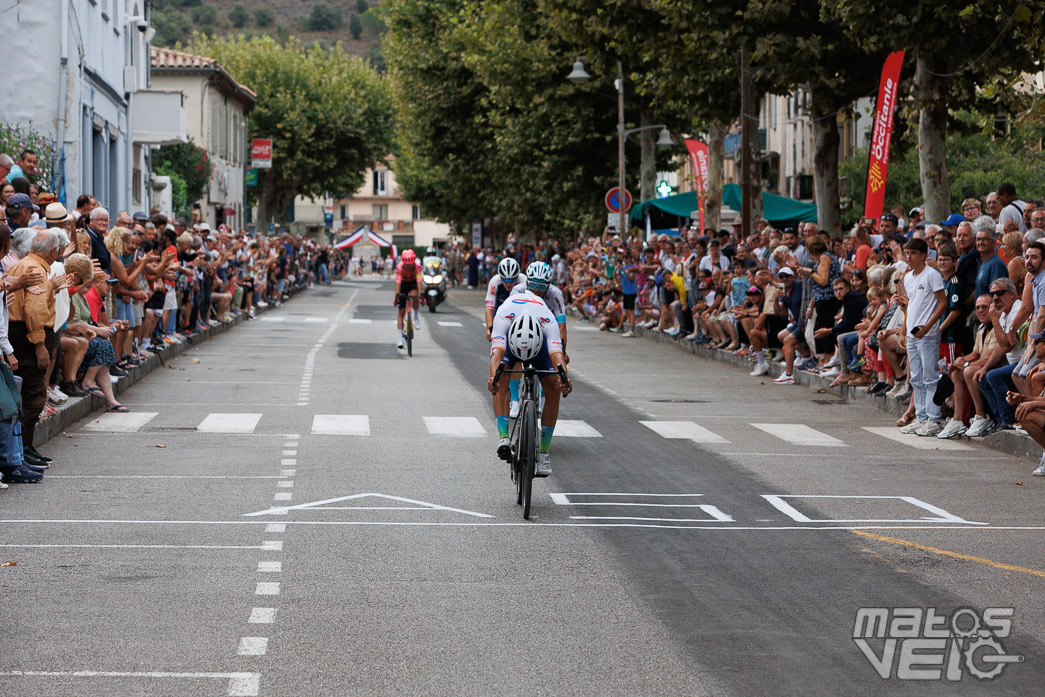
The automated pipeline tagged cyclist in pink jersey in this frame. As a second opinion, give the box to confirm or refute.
[394,249,423,348]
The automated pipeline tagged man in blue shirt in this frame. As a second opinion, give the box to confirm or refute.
[973,228,1008,298]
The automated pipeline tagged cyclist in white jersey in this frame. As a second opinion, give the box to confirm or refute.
[485,256,527,341]
[488,291,572,476]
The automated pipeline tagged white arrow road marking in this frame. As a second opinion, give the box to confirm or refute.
[243,493,493,518]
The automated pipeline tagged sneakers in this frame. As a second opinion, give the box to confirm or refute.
[823,353,841,368]
[915,421,942,437]
[497,437,512,461]
[663,327,680,337]
[509,401,520,419]
[1033,455,1045,476]
[773,373,795,384]
[965,415,995,437]
[535,452,552,477]
[0,466,42,483]
[936,418,968,439]
[48,386,68,404]
[821,366,841,378]
[866,380,888,396]
[847,356,866,371]
[888,383,911,400]
[749,362,770,377]
[899,419,925,434]
[795,357,818,371]
[621,331,636,338]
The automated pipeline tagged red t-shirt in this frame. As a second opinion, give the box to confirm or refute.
[85,286,103,323]
[854,244,872,270]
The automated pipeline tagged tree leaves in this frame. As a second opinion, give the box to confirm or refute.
[187,35,392,225]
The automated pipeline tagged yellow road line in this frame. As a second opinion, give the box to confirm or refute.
[850,530,1045,579]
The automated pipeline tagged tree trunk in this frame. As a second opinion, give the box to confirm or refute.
[706,121,727,231]
[811,104,841,236]
[639,104,656,203]
[914,56,950,223]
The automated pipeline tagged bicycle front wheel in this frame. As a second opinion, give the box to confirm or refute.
[518,400,537,519]
[406,317,414,357]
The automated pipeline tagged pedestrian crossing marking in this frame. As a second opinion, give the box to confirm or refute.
[197,413,263,434]
[750,423,845,447]
[861,427,972,450]
[348,318,372,324]
[639,420,730,444]
[304,317,328,323]
[311,415,370,436]
[555,420,602,437]
[423,416,486,437]
[82,412,158,432]
[437,321,463,327]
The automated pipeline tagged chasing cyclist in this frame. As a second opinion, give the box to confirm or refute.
[395,249,423,348]
[485,256,527,339]
[487,291,572,476]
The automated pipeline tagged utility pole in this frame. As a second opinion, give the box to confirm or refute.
[740,46,751,241]
[617,61,628,236]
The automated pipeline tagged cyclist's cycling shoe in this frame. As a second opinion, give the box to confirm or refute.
[509,401,520,419]
[497,437,512,461]
[535,453,552,477]
[397,339,405,349]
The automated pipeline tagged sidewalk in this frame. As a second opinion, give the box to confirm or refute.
[632,325,1041,462]
[35,289,307,448]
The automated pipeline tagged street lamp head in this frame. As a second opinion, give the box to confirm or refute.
[655,127,674,147]
[566,59,592,84]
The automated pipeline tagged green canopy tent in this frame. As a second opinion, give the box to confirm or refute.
[630,183,818,230]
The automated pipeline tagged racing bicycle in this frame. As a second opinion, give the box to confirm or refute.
[396,292,415,357]
[492,362,568,519]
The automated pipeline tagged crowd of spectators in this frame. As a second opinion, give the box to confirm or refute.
[0,148,348,489]
[455,182,1045,476]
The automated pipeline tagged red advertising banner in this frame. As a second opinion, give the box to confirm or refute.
[685,139,709,231]
[863,51,905,223]
[251,139,273,169]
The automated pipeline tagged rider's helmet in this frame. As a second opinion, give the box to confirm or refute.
[426,246,437,256]
[498,257,520,282]
[402,249,416,263]
[507,314,544,362]
[525,261,553,290]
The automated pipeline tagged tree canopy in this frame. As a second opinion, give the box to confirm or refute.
[188,35,393,227]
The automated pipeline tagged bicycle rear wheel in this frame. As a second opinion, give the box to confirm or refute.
[518,400,537,519]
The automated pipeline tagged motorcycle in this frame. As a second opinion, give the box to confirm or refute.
[421,257,447,312]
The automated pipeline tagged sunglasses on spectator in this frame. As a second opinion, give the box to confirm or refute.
[990,289,1009,296]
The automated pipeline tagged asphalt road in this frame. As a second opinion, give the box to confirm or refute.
[1,277,1042,696]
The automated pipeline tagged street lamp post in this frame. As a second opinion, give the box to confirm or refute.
[567,59,673,237]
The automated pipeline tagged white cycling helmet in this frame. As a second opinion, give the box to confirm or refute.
[507,314,544,362]
[498,257,520,281]
[525,261,553,286]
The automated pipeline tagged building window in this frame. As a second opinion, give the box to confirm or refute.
[412,204,421,220]
[373,204,388,220]
[339,205,346,219]
[373,170,387,196]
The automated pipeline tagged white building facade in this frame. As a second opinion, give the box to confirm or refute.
[150,46,254,229]
[0,1,185,212]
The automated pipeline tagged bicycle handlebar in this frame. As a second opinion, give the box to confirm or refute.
[491,363,569,396]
